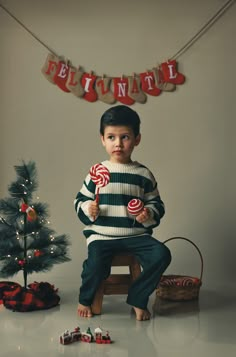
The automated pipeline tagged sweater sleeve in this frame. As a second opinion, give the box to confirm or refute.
[74,174,98,224]
[142,170,165,229]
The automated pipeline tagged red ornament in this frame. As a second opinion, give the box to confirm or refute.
[21,203,28,212]
[21,204,37,221]
[18,259,26,267]
[34,250,43,257]
[26,207,37,222]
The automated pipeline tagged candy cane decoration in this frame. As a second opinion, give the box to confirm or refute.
[127,199,144,216]
[89,163,110,203]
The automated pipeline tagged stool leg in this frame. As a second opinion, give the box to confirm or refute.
[91,281,105,315]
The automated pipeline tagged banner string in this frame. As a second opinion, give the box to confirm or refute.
[0,0,235,61]
[0,2,57,56]
[170,0,235,60]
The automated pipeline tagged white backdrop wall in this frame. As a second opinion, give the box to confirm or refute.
[0,0,235,292]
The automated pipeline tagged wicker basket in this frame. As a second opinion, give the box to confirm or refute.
[156,237,203,301]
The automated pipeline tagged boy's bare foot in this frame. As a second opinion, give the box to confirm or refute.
[77,304,93,318]
[133,306,151,321]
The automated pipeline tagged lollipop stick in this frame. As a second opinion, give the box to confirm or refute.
[95,187,100,204]
[93,188,100,221]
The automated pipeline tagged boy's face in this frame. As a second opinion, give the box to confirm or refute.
[101,125,141,164]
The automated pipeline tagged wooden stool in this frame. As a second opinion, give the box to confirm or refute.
[91,253,142,315]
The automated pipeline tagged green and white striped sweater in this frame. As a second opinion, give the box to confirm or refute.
[74,160,165,245]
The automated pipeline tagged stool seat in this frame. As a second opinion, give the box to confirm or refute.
[91,253,141,315]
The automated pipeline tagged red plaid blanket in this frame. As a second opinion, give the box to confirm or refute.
[0,281,60,312]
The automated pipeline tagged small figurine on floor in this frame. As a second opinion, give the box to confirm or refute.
[60,326,81,345]
[59,326,112,345]
[81,327,94,343]
[94,327,111,344]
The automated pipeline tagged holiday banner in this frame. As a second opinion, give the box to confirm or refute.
[2,1,233,105]
[42,53,185,105]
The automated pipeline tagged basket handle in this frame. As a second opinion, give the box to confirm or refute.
[163,236,204,282]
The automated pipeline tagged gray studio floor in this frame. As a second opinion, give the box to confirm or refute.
[0,281,236,357]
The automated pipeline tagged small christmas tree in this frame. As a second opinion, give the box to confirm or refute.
[0,160,70,289]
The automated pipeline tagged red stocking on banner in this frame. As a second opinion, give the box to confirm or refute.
[81,73,98,102]
[140,71,161,96]
[152,67,176,91]
[128,75,147,103]
[53,61,71,92]
[161,60,185,84]
[41,53,59,84]
[113,77,135,105]
[66,66,84,97]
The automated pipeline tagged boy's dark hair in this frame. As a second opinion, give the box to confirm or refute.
[100,105,141,137]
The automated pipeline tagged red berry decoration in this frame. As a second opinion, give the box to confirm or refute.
[127,199,144,216]
[18,259,26,267]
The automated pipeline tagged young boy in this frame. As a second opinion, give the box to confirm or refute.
[74,105,171,321]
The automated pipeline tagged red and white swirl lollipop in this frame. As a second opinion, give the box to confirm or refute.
[127,199,144,216]
[89,163,110,203]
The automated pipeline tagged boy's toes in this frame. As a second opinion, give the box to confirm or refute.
[78,304,93,318]
[133,306,151,321]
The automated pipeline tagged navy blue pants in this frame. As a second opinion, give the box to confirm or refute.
[79,235,171,310]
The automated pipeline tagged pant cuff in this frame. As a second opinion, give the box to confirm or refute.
[126,297,148,310]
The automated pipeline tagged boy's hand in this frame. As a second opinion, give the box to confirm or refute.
[136,208,151,224]
[88,200,99,218]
